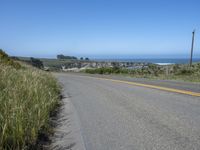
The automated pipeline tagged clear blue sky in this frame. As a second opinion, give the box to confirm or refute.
[0,0,200,58]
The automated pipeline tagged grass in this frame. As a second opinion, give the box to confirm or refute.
[0,51,60,149]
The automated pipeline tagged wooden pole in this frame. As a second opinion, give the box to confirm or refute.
[190,30,195,67]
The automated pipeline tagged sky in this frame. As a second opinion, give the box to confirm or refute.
[0,0,200,59]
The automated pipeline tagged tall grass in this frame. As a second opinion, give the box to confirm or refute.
[0,63,60,149]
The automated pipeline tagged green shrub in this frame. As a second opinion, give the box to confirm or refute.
[177,68,194,75]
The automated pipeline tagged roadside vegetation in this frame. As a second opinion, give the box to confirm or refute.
[84,63,200,82]
[0,50,60,149]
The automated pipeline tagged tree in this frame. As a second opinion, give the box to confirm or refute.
[57,54,77,60]
[30,57,44,69]
[80,57,84,60]
[57,54,65,59]
[85,57,89,61]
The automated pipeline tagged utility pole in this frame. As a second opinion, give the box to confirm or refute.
[190,30,195,67]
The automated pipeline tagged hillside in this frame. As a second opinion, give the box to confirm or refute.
[0,50,60,149]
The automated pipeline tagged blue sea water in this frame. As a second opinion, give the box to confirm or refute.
[94,58,200,64]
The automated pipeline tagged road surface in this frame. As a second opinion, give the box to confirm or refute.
[53,73,200,150]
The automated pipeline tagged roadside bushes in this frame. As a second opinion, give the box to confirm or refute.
[0,54,60,149]
[84,63,200,82]
[176,68,194,75]
[85,64,163,76]
[85,67,129,74]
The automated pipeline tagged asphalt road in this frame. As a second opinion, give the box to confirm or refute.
[54,73,200,150]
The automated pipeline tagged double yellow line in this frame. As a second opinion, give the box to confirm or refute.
[87,76,200,97]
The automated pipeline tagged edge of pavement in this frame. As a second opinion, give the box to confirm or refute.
[49,92,86,150]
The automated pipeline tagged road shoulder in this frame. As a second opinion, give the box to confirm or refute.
[49,92,86,150]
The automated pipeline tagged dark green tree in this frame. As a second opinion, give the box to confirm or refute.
[57,54,77,60]
[30,57,44,69]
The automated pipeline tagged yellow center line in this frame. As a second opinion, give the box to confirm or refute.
[85,76,200,97]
